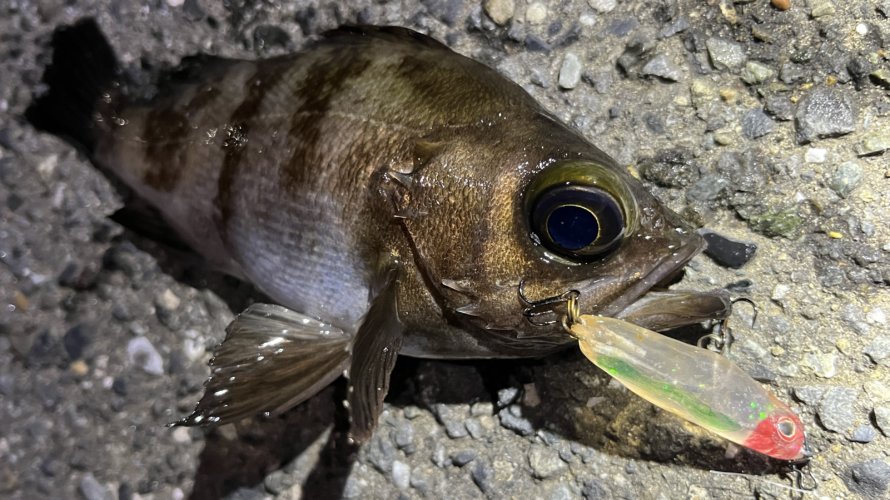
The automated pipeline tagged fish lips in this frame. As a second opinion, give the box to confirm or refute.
[596,231,707,319]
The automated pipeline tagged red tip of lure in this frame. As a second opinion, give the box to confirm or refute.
[742,409,807,461]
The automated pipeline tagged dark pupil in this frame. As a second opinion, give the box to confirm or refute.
[546,205,599,251]
[778,420,794,437]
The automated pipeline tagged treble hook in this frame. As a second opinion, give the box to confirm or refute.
[518,279,581,328]
[697,297,758,355]
[791,462,818,492]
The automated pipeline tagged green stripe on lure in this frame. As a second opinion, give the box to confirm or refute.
[569,315,807,461]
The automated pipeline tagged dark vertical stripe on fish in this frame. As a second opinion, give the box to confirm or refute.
[141,85,222,191]
[215,65,288,235]
[282,53,372,190]
[142,107,190,191]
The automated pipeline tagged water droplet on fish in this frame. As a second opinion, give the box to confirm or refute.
[260,337,286,348]
[213,389,229,397]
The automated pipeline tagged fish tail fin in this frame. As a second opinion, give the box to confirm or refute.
[25,18,121,154]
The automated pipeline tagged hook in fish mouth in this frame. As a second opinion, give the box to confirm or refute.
[518,280,580,327]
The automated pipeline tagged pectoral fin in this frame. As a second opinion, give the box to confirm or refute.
[177,303,351,426]
[347,268,404,443]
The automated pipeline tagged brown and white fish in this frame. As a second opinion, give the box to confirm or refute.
[28,20,731,441]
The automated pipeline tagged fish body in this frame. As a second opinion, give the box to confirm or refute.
[570,315,807,461]
[28,21,732,439]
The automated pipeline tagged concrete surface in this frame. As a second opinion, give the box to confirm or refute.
[1,0,889,498]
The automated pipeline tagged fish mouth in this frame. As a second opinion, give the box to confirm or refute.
[598,234,706,318]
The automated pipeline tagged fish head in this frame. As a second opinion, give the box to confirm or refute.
[393,133,713,353]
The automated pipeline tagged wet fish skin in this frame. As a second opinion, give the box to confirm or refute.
[27,22,731,437]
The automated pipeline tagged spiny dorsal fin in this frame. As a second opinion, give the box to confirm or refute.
[320,25,451,51]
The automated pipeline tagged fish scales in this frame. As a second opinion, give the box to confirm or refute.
[100,34,545,327]
[28,22,734,437]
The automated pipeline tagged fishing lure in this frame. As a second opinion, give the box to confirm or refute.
[568,315,808,461]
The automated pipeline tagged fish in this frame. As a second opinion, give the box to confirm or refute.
[27,19,733,442]
[569,315,808,461]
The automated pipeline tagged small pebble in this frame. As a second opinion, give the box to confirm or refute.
[804,352,837,378]
[587,0,616,13]
[156,289,181,311]
[451,449,478,467]
[367,438,396,473]
[828,161,863,198]
[849,424,877,443]
[558,53,582,90]
[391,461,410,489]
[497,387,520,407]
[764,95,793,121]
[63,324,92,360]
[403,406,422,419]
[171,426,191,444]
[498,405,535,436]
[864,336,890,365]
[795,86,857,144]
[525,2,547,24]
[865,308,886,326]
[817,387,859,433]
[70,359,89,376]
[706,38,746,69]
[771,0,790,10]
[740,61,775,85]
[874,406,890,436]
[872,68,890,87]
[858,131,890,156]
[126,337,164,376]
[80,473,114,500]
[844,459,890,498]
[640,54,682,81]
[434,404,469,439]
[483,0,514,25]
[804,148,827,163]
[528,445,567,479]
[809,0,836,17]
[741,109,775,139]
[702,231,757,269]
[471,460,494,494]
[864,380,890,402]
[392,422,415,452]
[771,284,790,301]
[687,175,730,203]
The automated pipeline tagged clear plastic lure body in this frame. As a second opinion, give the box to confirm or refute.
[570,315,806,461]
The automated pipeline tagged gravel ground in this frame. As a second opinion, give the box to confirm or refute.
[2,0,889,498]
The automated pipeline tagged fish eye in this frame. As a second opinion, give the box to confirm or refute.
[529,185,625,260]
[777,418,796,439]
